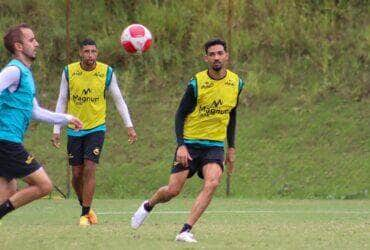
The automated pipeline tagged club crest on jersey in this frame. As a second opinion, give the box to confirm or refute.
[25,155,34,165]
[93,148,100,156]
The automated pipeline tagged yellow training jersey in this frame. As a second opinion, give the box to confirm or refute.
[183,69,244,143]
[66,61,113,130]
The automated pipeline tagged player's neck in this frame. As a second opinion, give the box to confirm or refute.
[80,61,96,71]
[208,68,227,80]
[13,54,32,68]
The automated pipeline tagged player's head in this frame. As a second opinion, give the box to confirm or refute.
[79,38,98,67]
[3,23,39,61]
[204,38,228,72]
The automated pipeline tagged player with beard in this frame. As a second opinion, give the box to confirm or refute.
[131,38,244,243]
[51,38,137,226]
[0,23,82,222]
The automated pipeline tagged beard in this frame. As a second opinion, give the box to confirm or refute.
[84,59,96,66]
[23,51,36,61]
[212,61,222,71]
[212,65,222,71]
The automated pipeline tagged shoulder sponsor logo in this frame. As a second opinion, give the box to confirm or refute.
[225,80,235,86]
[72,71,82,77]
[200,81,214,89]
[93,72,105,78]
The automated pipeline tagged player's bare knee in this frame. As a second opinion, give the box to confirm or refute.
[204,179,220,191]
[39,180,53,196]
[8,187,17,196]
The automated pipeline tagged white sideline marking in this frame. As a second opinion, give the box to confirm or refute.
[97,210,370,215]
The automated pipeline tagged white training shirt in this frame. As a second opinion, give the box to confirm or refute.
[52,70,133,134]
[0,66,72,125]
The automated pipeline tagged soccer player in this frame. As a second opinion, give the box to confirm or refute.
[0,23,82,221]
[51,38,137,226]
[131,38,244,242]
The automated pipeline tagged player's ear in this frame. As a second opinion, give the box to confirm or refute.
[79,48,83,58]
[203,54,208,63]
[14,42,23,52]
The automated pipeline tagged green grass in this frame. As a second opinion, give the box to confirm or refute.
[1,198,370,249]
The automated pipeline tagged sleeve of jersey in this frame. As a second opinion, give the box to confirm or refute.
[0,66,20,94]
[175,80,197,146]
[53,70,69,134]
[32,98,72,124]
[227,77,245,148]
[108,72,133,127]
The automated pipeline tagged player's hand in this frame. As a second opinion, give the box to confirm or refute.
[176,145,193,168]
[127,127,137,144]
[69,117,83,131]
[51,133,61,148]
[225,147,236,174]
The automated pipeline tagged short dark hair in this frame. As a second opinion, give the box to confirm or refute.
[204,38,227,54]
[3,23,31,54]
[79,38,97,48]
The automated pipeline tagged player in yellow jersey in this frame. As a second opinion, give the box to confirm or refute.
[131,38,244,242]
[51,38,137,226]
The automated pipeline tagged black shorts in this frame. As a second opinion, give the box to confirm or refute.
[171,145,224,179]
[0,140,42,181]
[67,131,105,166]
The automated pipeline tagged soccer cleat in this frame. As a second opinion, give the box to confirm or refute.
[175,231,197,243]
[131,200,150,229]
[87,209,98,225]
[79,215,90,227]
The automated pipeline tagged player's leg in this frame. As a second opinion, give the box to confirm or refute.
[0,142,50,220]
[176,147,224,243]
[71,165,84,206]
[149,169,189,206]
[11,167,53,207]
[175,162,222,243]
[187,163,222,226]
[80,131,104,225]
[0,177,17,204]
[0,167,52,219]
[67,135,84,207]
[81,159,96,218]
[131,146,199,229]
[131,170,189,229]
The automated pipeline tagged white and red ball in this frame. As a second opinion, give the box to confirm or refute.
[121,24,152,53]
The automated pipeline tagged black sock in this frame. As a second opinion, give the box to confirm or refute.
[143,201,153,212]
[78,198,83,207]
[180,223,192,233]
[81,206,90,216]
[0,200,15,219]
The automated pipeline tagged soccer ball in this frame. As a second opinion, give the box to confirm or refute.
[120,24,152,54]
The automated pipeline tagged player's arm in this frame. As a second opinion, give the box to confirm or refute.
[175,82,197,167]
[226,107,237,173]
[108,72,137,144]
[32,98,82,128]
[0,66,20,94]
[226,78,245,172]
[51,71,69,148]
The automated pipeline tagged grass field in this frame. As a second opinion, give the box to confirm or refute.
[1,198,370,249]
